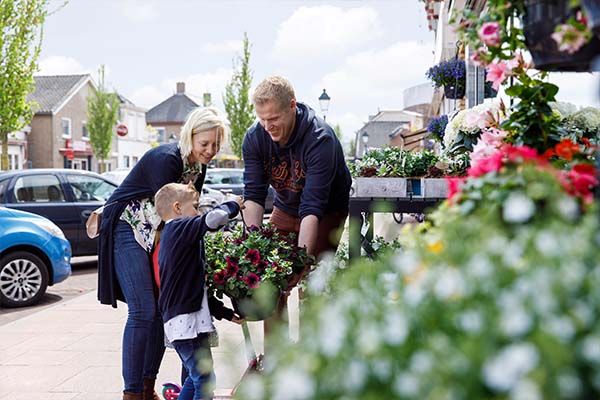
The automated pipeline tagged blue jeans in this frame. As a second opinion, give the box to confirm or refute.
[172,333,215,400]
[114,221,165,393]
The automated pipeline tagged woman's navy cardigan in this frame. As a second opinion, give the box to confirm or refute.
[97,143,206,307]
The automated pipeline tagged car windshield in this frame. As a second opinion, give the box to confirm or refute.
[66,174,116,202]
[205,170,243,185]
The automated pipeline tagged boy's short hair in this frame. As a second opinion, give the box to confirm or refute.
[252,75,296,110]
[155,182,198,220]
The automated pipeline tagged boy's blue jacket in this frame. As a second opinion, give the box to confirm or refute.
[158,201,239,322]
[242,102,351,219]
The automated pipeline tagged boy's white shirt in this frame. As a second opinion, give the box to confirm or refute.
[162,207,230,344]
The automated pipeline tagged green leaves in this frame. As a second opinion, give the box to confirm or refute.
[350,148,439,178]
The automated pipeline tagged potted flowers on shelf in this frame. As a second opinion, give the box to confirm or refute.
[205,224,312,321]
[426,58,466,99]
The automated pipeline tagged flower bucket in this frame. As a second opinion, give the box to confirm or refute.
[523,0,600,72]
[231,290,280,321]
[443,84,465,99]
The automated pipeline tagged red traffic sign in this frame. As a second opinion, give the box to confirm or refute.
[116,124,128,137]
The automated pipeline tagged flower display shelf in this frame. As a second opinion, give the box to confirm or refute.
[353,177,448,198]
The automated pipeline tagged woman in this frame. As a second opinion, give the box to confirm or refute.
[97,107,228,400]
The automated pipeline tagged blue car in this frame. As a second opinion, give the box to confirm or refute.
[0,206,72,307]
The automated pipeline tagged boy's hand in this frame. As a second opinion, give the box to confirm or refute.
[231,314,245,324]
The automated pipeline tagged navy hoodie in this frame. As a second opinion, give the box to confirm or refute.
[242,102,351,219]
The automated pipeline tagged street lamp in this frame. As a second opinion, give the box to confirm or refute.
[361,131,369,156]
[318,89,331,121]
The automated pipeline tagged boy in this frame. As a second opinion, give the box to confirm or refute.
[155,182,242,400]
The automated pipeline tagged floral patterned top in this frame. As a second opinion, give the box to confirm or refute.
[120,154,204,252]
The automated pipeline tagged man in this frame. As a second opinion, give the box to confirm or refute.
[242,75,351,284]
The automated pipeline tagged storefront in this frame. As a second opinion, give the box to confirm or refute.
[60,139,93,170]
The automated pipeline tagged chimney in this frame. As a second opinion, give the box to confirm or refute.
[176,82,185,94]
[203,92,212,107]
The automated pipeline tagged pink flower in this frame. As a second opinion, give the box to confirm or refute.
[467,151,504,178]
[506,53,524,71]
[478,22,502,47]
[503,144,539,163]
[559,163,599,204]
[552,24,588,54]
[446,177,466,202]
[486,61,509,91]
[470,48,488,67]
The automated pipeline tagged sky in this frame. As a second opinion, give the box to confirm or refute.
[38,0,600,144]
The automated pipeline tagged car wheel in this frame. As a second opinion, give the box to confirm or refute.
[0,251,49,307]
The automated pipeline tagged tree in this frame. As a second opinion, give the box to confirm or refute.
[223,33,254,159]
[87,65,119,173]
[333,124,343,140]
[0,0,48,170]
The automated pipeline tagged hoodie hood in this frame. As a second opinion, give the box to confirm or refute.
[280,102,315,150]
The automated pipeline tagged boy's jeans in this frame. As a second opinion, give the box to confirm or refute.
[172,333,215,400]
[114,221,166,393]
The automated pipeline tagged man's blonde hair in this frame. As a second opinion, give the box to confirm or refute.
[179,107,229,159]
[252,75,296,110]
[154,182,198,220]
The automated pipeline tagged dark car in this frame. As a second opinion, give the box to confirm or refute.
[0,169,117,256]
[204,168,274,213]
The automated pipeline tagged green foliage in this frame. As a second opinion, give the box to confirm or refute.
[87,65,119,172]
[223,33,254,159]
[0,0,48,170]
[333,124,342,140]
[350,147,439,178]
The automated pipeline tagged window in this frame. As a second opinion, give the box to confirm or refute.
[81,159,88,171]
[132,156,138,165]
[123,155,130,168]
[13,175,65,203]
[156,127,166,143]
[61,118,72,138]
[82,122,89,140]
[0,178,9,203]
[66,174,116,202]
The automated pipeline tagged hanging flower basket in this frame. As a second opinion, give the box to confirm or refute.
[231,290,280,321]
[444,84,465,99]
[523,0,600,72]
[426,58,466,99]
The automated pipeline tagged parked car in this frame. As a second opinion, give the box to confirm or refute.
[101,168,132,185]
[0,207,72,307]
[205,168,275,213]
[0,169,117,256]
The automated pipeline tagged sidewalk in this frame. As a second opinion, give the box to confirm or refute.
[0,290,301,400]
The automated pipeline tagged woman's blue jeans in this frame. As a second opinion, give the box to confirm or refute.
[114,221,165,393]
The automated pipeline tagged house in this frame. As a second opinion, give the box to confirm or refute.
[354,110,427,158]
[115,94,153,169]
[146,82,238,166]
[1,128,29,171]
[27,74,98,170]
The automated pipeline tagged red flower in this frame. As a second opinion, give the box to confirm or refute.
[213,271,227,285]
[503,144,538,163]
[468,151,503,178]
[243,273,260,289]
[559,163,599,204]
[555,139,580,161]
[245,249,261,265]
[225,259,239,277]
[446,177,466,202]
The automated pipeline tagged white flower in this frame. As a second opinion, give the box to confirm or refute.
[318,303,347,356]
[272,367,315,400]
[434,268,466,300]
[392,251,420,275]
[503,192,536,223]
[582,336,600,364]
[307,257,337,294]
[357,323,382,355]
[510,379,542,400]
[467,255,494,279]
[500,308,532,338]
[410,351,434,373]
[393,372,420,397]
[534,231,561,257]
[372,359,392,380]
[556,196,579,221]
[544,316,575,342]
[483,343,539,391]
[458,310,484,333]
[383,310,409,345]
[558,373,582,398]
[343,359,367,393]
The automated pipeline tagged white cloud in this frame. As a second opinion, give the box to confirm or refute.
[548,72,600,107]
[129,67,233,110]
[37,56,89,75]
[309,41,434,135]
[201,40,243,55]
[272,6,382,63]
[119,0,159,22]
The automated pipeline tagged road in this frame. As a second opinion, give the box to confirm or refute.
[0,256,99,326]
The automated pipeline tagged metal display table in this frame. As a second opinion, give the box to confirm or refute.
[348,196,445,259]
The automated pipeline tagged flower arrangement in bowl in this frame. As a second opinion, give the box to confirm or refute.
[205,224,312,320]
[426,58,466,99]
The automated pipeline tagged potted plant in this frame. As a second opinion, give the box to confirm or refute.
[205,224,311,320]
[426,58,466,99]
[523,0,600,71]
[426,115,448,144]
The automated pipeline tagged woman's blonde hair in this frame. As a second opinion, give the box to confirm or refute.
[179,106,229,159]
